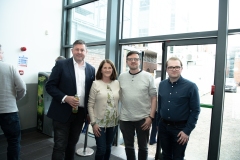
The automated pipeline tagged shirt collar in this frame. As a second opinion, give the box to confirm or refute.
[168,76,183,84]
[73,58,86,67]
[129,69,142,75]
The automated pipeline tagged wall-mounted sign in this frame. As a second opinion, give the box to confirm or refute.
[18,54,28,67]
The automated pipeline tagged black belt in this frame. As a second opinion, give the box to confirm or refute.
[161,118,187,125]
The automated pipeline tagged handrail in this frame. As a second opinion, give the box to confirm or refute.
[200,103,214,108]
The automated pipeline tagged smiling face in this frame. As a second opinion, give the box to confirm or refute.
[166,59,183,82]
[126,53,140,72]
[101,62,113,79]
[71,44,87,64]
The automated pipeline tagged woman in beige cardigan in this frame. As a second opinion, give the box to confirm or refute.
[88,59,120,160]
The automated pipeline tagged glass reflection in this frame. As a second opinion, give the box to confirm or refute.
[229,0,240,29]
[67,0,107,44]
[67,45,105,69]
[220,34,240,159]
[122,0,218,38]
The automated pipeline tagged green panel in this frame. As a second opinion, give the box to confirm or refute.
[37,74,48,132]
[200,103,214,108]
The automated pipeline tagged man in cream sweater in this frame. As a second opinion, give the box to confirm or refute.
[119,51,157,160]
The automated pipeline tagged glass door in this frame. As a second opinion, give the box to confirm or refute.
[219,34,240,159]
[163,38,217,160]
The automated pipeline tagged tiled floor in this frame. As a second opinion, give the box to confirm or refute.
[0,129,158,160]
[0,129,54,160]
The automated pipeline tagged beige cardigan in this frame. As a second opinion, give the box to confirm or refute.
[88,80,120,124]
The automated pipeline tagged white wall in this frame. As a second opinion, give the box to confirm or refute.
[0,0,62,83]
[0,0,62,132]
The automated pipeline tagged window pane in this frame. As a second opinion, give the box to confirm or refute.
[68,0,96,4]
[68,0,83,4]
[229,0,240,29]
[86,45,106,69]
[67,0,107,45]
[121,43,161,76]
[67,45,105,69]
[220,35,240,159]
[123,0,218,38]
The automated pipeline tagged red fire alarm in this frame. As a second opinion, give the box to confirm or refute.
[211,85,215,95]
[19,70,24,75]
[20,47,27,51]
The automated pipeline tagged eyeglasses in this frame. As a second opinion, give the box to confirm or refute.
[127,58,140,62]
[167,66,181,70]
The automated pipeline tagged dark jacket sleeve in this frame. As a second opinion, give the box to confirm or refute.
[45,58,77,123]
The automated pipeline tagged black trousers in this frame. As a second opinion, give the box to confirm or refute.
[52,108,85,160]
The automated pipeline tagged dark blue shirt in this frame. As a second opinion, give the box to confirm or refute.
[157,76,200,135]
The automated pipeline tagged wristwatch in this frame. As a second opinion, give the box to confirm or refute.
[148,115,154,121]
[91,122,96,127]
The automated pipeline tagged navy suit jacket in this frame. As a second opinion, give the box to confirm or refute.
[46,58,95,123]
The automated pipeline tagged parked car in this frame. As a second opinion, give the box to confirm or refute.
[225,78,237,93]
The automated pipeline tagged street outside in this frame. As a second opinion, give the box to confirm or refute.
[184,88,240,160]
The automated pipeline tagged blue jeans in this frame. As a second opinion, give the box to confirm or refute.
[95,126,118,160]
[120,120,149,160]
[52,108,85,160]
[149,111,158,144]
[158,120,187,160]
[0,112,21,160]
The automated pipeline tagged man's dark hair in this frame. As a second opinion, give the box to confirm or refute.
[96,59,118,80]
[55,56,66,62]
[72,40,87,48]
[126,51,140,59]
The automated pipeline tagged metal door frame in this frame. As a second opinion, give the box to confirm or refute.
[161,36,226,160]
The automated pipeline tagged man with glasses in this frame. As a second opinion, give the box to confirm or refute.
[0,44,26,159]
[157,57,200,160]
[119,51,157,160]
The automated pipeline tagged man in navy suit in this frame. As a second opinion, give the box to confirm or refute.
[46,40,95,160]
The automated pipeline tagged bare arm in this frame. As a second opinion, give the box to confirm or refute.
[141,95,157,130]
[150,96,157,118]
